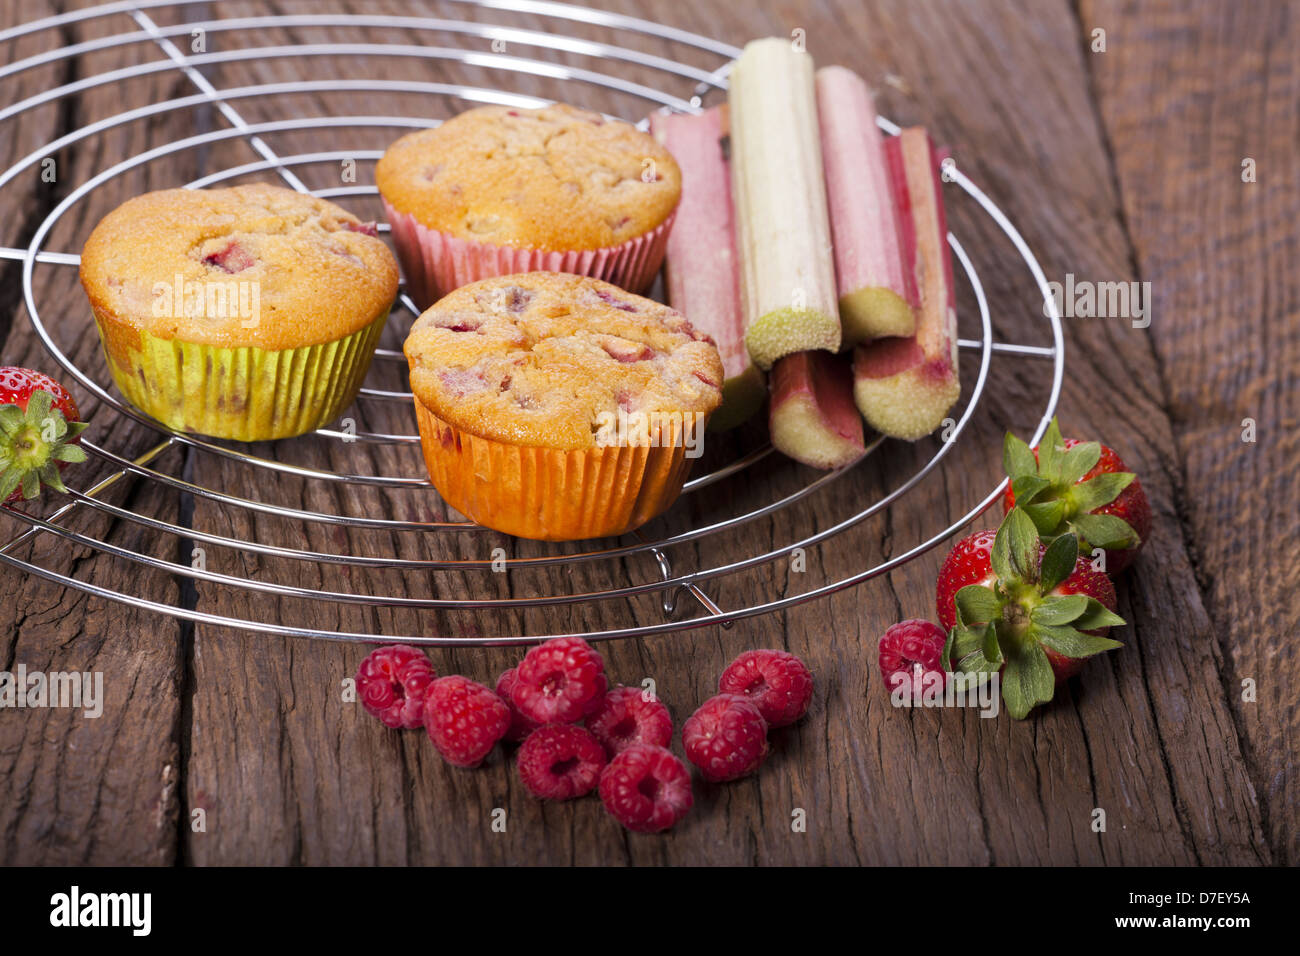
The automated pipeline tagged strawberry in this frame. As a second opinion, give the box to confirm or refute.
[1001,417,1151,573]
[935,507,1125,718]
[0,368,88,503]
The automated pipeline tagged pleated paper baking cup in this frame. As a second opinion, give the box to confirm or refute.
[413,398,701,541]
[92,307,388,442]
[383,200,674,311]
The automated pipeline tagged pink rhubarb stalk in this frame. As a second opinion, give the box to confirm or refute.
[770,350,864,469]
[852,128,960,440]
[649,106,765,430]
[816,66,916,344]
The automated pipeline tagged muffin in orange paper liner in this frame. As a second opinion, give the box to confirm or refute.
[377,104,681,310]
[79,184,399,441]
[404,272,723,541]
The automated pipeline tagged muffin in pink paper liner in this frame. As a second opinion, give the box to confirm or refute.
[376,103,681,309]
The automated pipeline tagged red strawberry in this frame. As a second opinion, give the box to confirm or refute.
[935,507,1124,718]
[1001,417,1150,573]
[935,530,998,633]
[0,367,88,503]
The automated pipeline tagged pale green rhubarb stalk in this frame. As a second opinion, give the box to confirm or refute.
[816,66,917,344]
[853,128,960,440]
[649,105,765,431]
[769,350,864,469]
[728,38,841,370]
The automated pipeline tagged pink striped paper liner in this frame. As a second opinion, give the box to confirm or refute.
[382,199,674,311]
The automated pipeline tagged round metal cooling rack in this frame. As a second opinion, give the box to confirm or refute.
[0,0,1065,646]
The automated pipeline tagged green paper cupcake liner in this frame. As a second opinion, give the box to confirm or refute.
[91,308,388,442]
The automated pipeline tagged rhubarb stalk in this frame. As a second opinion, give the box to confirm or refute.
[769,350,864,469]
[815,66,916,344]
[728,38,841,370]
[649,106,765,431]
[852,128,960,440]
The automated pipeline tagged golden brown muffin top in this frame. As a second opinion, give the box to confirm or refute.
[80,184,399,350]
[405,272,723,451]
[375,104,682,252]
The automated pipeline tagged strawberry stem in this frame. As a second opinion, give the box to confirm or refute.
[0,396,86,502]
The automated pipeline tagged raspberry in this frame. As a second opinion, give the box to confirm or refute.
[599,744,693,833]
[681,694,769,783]
[717,649,813,727]
[355,644,437,729]
[585,685,673,757]
[511,637,607,725]
[496,667,542,742]
[516,725,606,800]
[424,676,510,767]
[878,619,947,698]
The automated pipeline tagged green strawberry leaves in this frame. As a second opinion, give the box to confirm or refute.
[0,404,27,437]
[1069,471,1134,514]
[942,621,1003,681]
[991,506,1041,584]
[1057,440,1101,486]
[1038,533,1078,593]
[1003,431,1038,481]
[1033,418,1067,484]
[1000,637,1056,720]
[1029,593,1089,625]
[955,584,1001,625]
[1072,600,1127,632]
[1034,625,1123,659]
[1069,513,1139,551]
[1027,592,1124,661]
[0,469,22,503]
[1010,474,1051,503]
[1002,417,1140,556]
[939,507,1127,720]
[0,391,87,502]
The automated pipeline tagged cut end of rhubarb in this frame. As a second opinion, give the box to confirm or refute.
[853,337,960,441]
[770,350,864,468]
[839,287,915,341]
[746,307,840,371]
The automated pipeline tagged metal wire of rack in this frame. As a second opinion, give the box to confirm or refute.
[0,0,1065,646]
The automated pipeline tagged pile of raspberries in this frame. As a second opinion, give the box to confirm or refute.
[355,637,813,834]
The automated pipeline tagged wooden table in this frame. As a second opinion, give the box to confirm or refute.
[0,0,1292,866]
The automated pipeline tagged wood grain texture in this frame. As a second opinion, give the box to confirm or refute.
[0,4,192,865]
[1082,0,1299,864]
[0,0,1286,865]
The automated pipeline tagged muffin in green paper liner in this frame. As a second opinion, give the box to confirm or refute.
[80,183,399,441]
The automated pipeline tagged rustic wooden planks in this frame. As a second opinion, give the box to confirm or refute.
[1082,0,1298,864]
[0,0,1284,865]
[0,4,196,865]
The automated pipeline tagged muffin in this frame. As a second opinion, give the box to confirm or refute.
[80,184,399,441]
[376,104,681,310]
[405,272,723,541]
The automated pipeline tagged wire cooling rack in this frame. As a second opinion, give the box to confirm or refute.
[0,0,1063,645]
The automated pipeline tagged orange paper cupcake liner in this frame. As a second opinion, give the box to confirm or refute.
[384,200,674,311]
[413,398,699,541]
